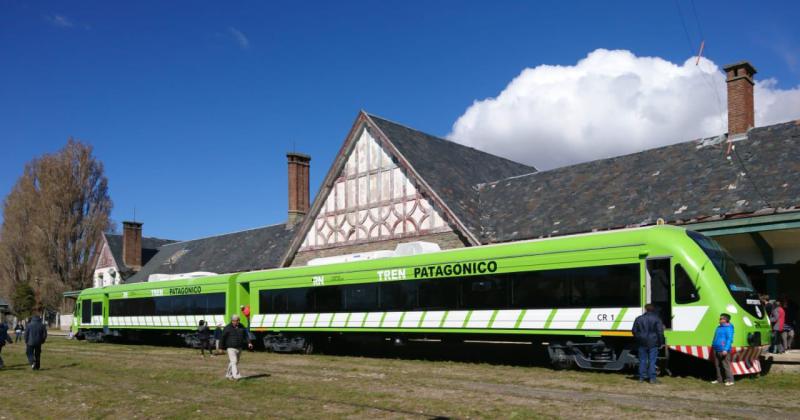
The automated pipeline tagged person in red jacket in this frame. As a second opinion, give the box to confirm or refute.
[770,300,786,354]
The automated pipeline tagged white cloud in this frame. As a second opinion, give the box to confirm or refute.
[228,27,250,49]
[45,14,74,28]
[448,49,800,170]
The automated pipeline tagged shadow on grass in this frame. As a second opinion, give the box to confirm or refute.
[239,373,271,381]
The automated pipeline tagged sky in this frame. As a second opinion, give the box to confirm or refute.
[2,0,799,241]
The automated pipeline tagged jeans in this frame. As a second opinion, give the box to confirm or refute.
[226,348,241,379]
[15,333,22,343]
[714,351,733,383]
[771,331,784,353]
[638,346,658,380]
[782,329,794,351]
[26,345,42,370]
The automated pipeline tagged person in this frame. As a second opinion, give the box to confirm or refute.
[220,315,253,380]
[197,320,211,358]
[14,323,23,343]
[711,313,735,386]
[782,296,797,351]
[24,314,47,370]
[0,320,12,369]
[770,300,786,354]
[213,322,223,354]
[632,304,665,384]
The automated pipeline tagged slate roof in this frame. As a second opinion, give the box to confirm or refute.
[105,234,177,278]
[127,223,297,283]
[478,120,800,243]
[368,114,536,240]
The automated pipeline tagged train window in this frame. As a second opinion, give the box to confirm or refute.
[206,293,226,314]
[92,301,102,317]
[674,264,700,303]
[81,301,91,323]
[461,276,508,309]
[512,270,569,308]
[344,283,378,311]
[268,288,313,314]
[314,286,342,312]
[418,278,459,310]
[576,265,640,307]
[380,281,417,311]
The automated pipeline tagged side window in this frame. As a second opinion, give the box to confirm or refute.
[81,301,91,323]
[344,283,378,311]
[675,264,700,303]
[314,286,343,312]
[92,301,103,317]
[461,276,508,309]
[380,281,417,311]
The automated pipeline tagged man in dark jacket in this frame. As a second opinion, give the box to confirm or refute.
[0,320,11,368]
[220,315,252,380]
[24,315,47,370]
[632,304,665,384]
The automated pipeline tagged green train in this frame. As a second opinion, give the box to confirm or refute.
[72,226,770,375]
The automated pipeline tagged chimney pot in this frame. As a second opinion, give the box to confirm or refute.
[723,61,757,136]
[122,221,143,270]
[286,152,311,228]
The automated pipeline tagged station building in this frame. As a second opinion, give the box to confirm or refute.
[87,60,800,318]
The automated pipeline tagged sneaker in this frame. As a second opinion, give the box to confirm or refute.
[724,381,734,386]
[711,380,720,384]
[649,379,659,384]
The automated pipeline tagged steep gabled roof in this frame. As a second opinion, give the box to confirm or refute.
[478,120,800,243]
[280,111,535,265]
[368,114,536,238]
[104,233,177,276]
[127,224,296,283]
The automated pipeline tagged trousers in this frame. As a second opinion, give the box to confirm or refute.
[226,348,241,379]
[26,345,42,370]
[714,351,733,383]
[638,346,658,380]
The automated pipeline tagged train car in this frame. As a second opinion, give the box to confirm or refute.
[72,225,770,375]
[72,273,239,343]
[241,225,770,374]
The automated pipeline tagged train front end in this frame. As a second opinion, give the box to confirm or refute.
[669,231,771,375]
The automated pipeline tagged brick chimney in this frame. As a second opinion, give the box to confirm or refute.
[122,221,143,270]
[723,61,757,136]
[287,152,311,228]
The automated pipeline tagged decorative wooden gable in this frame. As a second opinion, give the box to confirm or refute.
[299,125,452,251]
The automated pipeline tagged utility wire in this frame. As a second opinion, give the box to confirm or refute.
[675,0,773,209]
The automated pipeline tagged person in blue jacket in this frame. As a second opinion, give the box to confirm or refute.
[711,313,734,386]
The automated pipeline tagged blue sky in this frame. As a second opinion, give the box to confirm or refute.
[2,1,799,240]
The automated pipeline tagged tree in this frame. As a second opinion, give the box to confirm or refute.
[0,139,112,313]
[11,282,35,320]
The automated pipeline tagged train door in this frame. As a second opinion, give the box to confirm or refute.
[646,258,672,329]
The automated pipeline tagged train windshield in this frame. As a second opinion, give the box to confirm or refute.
[687,231,763,318]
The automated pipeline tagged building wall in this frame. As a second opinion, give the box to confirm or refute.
[93,238,121,288]
[291,231,466,267]
[298,128,453,252]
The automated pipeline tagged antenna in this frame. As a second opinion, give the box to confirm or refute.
[133,206,137,223]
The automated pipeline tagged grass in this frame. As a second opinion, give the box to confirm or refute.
[1,338,798,419]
